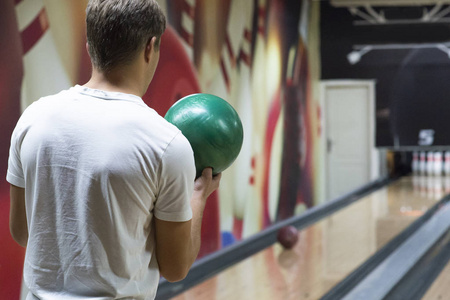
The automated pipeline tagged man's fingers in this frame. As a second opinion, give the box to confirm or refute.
[202,167,213,177]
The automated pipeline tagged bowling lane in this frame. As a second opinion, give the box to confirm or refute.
[422,256,450,299]
[171,176,445,300]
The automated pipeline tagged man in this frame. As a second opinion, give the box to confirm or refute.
[8,0,221,299]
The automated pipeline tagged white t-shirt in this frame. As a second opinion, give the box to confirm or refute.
[7,85,195,300]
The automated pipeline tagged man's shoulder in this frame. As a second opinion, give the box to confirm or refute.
[24,89,71,110]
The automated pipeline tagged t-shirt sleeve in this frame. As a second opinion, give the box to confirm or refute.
[7,121,25,188]
[154,131,195,222]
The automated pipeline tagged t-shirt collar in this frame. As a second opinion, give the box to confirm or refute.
[71,85,145,105]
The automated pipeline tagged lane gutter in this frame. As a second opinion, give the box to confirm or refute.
[321,193,450,300]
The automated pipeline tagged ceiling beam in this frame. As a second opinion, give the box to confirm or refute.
[331,0,450,7]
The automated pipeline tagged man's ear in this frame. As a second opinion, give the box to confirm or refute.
[144,37,157,63]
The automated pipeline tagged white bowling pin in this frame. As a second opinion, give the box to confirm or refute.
[412,151,419,174]
[420,151,427,174]
[444,151,450,176]
[433,151,443,176]
[427,152,434,176]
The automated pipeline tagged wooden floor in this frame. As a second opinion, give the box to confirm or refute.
[172,176,448,300]
[422,253,450,300]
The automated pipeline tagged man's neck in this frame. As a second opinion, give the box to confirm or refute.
[84,67,146,97]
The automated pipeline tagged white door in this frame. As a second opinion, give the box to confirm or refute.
[324,81,375,200]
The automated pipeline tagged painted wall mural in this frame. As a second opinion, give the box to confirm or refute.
[0,0,321,298]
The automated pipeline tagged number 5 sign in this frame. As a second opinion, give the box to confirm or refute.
[418,129,435,146]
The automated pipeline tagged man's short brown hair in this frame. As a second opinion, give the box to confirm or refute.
[86,0,166,72]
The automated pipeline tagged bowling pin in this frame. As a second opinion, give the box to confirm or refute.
[202,0,254,237]
[220,0,251,237]
[420,151,427,174]
[427,152,434,176]
[412,151,419,174]
[232,3,256,239]
[444,151,450,176]
[239,0,267,232]
[183,0,234,235]
[433,151,443,176]
[268,108,284,223]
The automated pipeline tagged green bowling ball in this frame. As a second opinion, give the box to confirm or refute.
[165,93,244,178]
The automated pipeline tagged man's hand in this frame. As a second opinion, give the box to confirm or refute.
[193,168,221,204]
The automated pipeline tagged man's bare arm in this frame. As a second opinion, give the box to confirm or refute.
[155,168,221,282]
[9,184,28,247]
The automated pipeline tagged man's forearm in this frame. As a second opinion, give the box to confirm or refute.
[188,194,207,266]
[10,185,28,248]
[186,168,221,268]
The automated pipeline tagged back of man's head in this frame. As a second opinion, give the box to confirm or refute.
[86,0,166,73]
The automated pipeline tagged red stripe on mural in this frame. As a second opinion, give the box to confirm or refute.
[220,59,230,92]
[181,0,195,18]
[240,28,252,66]
[258,7,266,19]
[258,7,266,36]
[258,26,265,36]
[262,92,281,227]
[21,8,49,54]
[249,156,256,185]
[225,34,236,66]
[232,217,243,241]
[180,28,194,47]
[244,29,252,42]
[240,50,251,67]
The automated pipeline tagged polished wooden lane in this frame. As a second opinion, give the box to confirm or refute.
[422,254,450,300]
[172,176,446,300]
